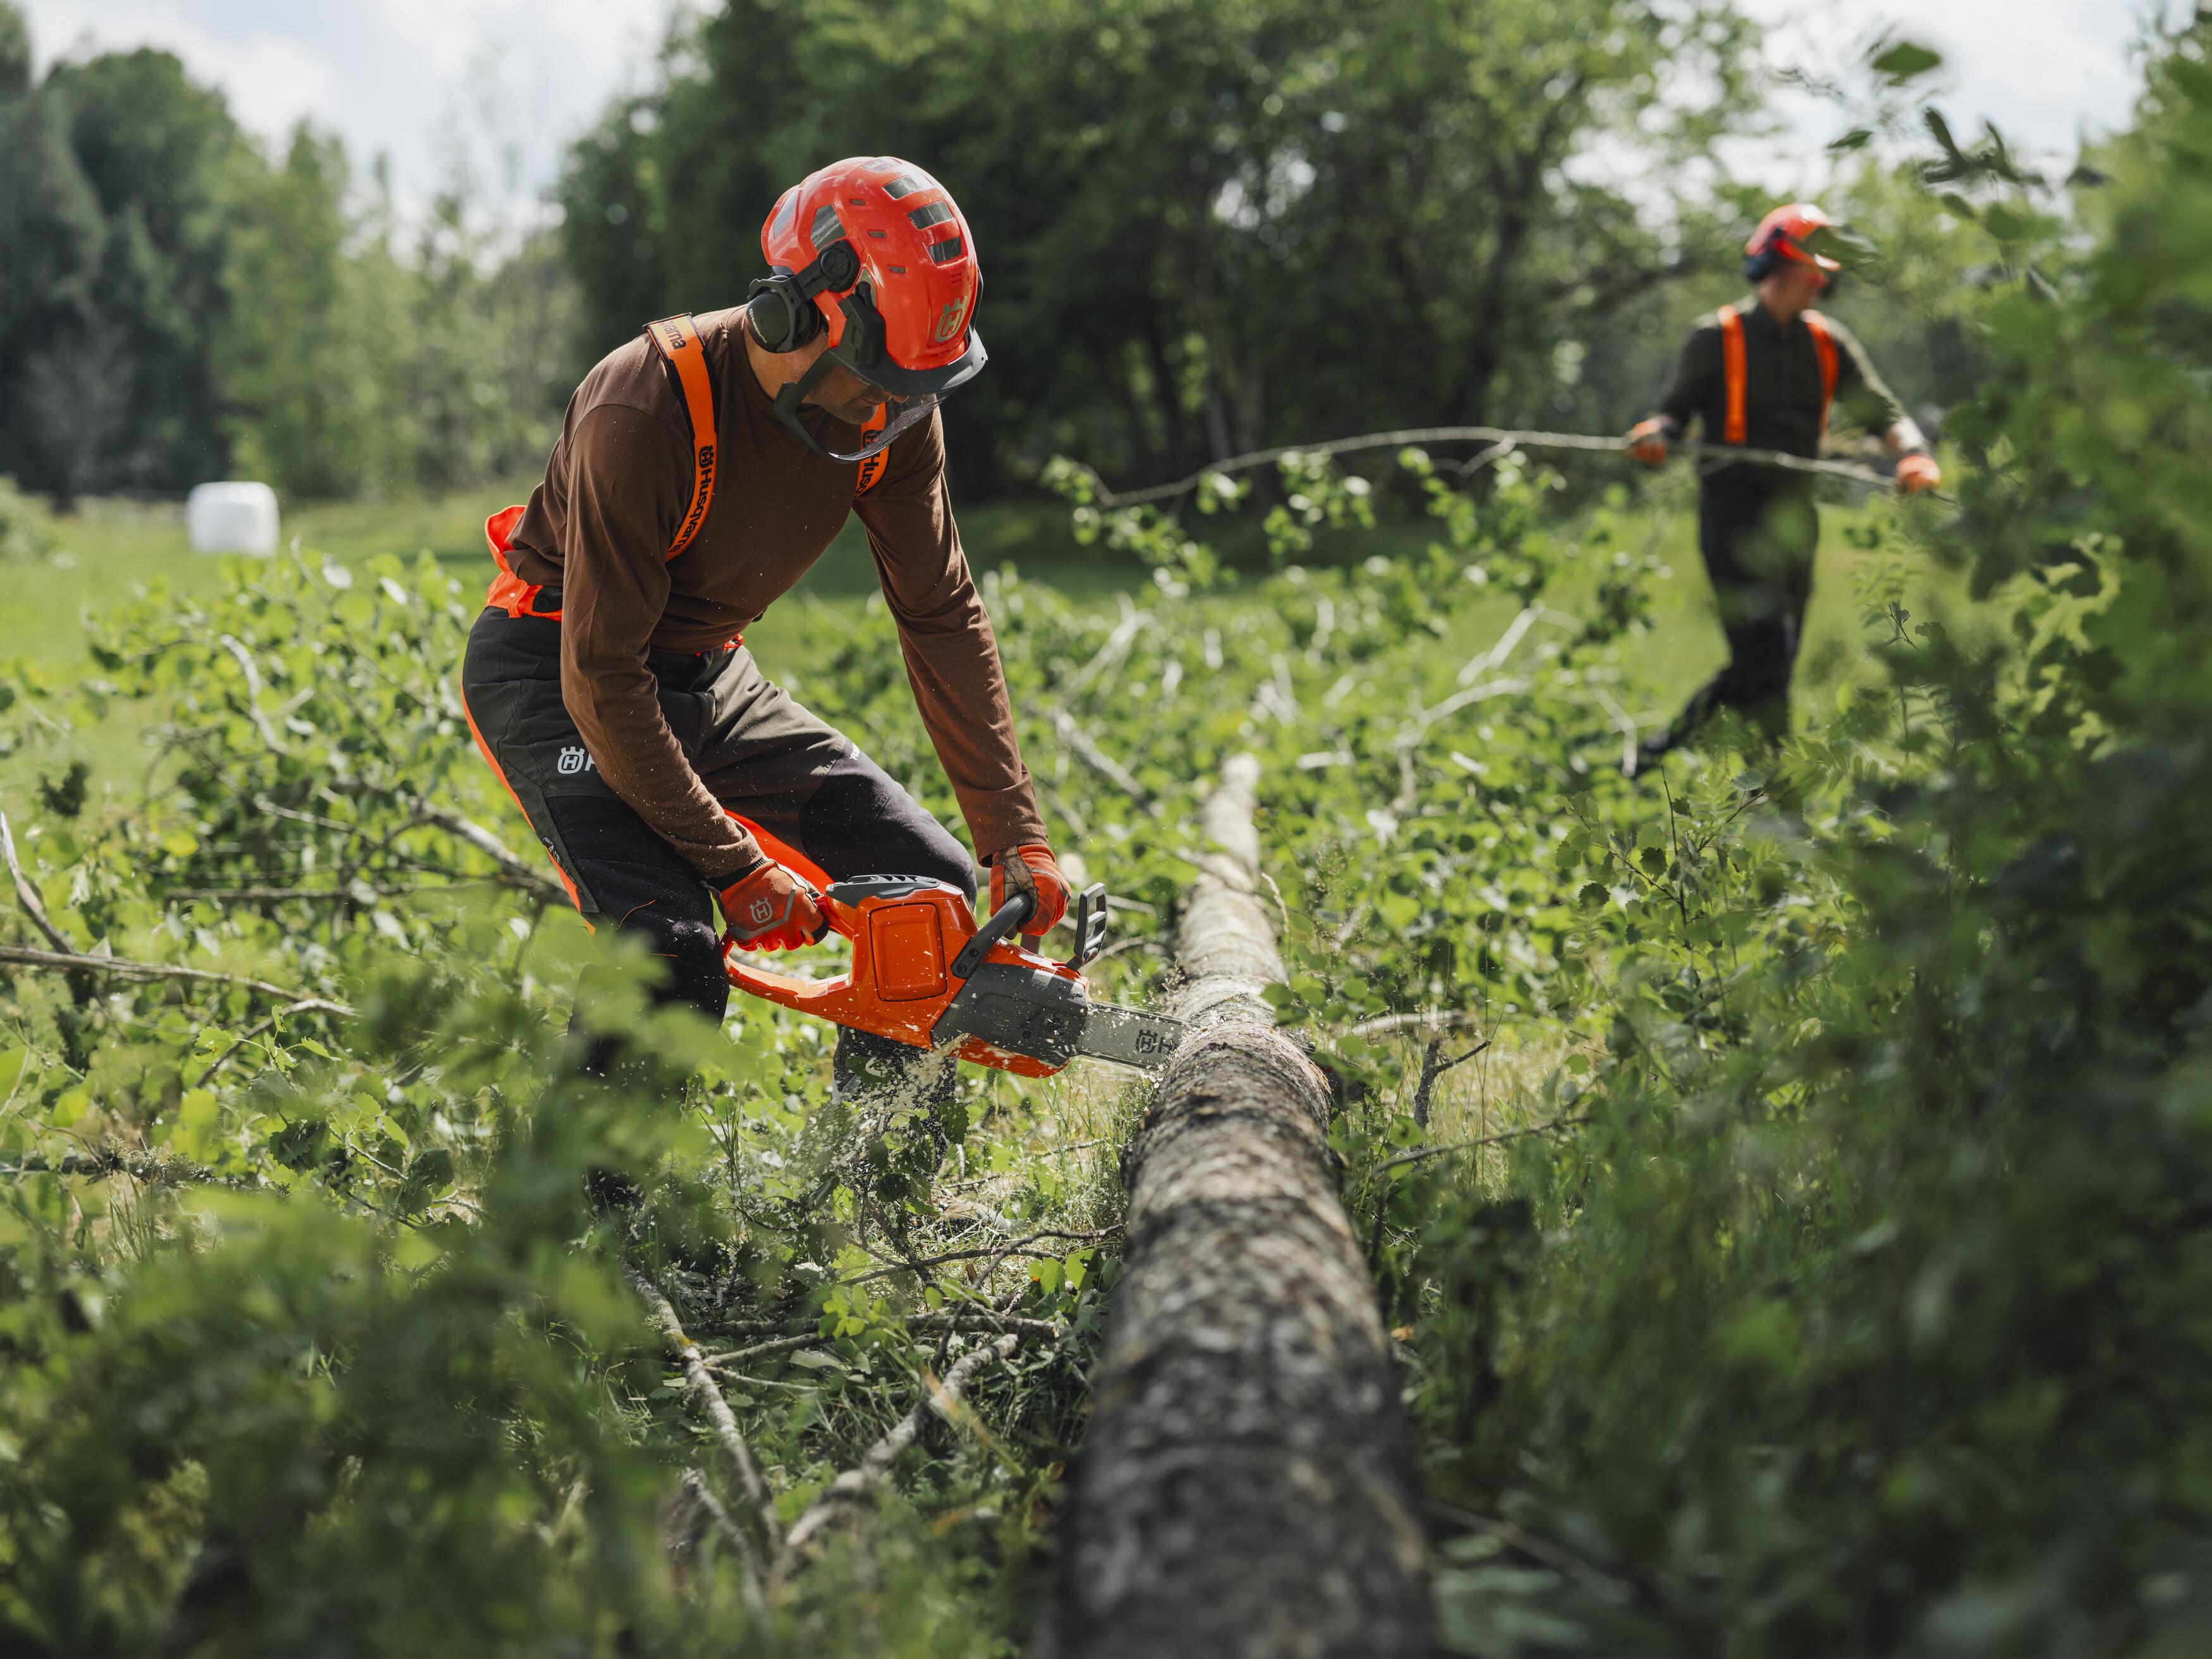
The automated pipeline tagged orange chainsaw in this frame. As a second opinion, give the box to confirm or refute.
[723,876,1184,1077]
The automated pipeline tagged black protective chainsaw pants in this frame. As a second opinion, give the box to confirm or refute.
[1663,471,1821,746]
[458,608,973,1100]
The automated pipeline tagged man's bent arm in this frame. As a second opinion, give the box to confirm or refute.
[1828,319,1926,454]
[558,404,763,883]
[1651,322,1720,436]
[855,415,1047,864]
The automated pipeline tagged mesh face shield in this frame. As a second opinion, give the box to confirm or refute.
[768,285,988,464]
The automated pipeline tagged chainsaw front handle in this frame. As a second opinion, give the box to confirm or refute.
[951,891,1034,980]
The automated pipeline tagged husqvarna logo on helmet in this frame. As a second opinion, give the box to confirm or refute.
[933,296,968,344]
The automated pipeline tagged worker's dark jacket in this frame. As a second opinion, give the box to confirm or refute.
[1655,301,1907,480]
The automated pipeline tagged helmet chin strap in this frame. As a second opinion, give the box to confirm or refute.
[769,352,846,461]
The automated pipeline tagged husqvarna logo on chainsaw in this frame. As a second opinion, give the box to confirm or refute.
[556,745,595,776]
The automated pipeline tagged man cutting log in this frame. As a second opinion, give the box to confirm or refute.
[460,157,1069,1119]
[1625,203,1943,765]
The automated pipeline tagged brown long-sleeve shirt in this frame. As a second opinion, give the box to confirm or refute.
[506,307,1043,883]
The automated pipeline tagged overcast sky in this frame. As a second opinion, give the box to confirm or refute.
[16,0,2192,214]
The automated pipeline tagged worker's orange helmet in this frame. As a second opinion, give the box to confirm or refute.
[1744,202,1844,286]
[746,157,986,463]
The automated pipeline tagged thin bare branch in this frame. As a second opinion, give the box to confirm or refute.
[626,1263,783,1566]
[1047,701,1161,816]
[0,810,68,952]
[838,1225,1120,1288]
[681,1470,769,1623]
[1072,424,1905,509]
[0,945,353,1013]
[775,1331,1023,1573]
[1375,1111,1591,1172]
[0,1143,258,1190]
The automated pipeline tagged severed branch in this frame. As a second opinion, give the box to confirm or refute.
[775,1330,1023,1574]
[837,1225,1121,1289]
[626,1262,782,1589]
[692,1310,1061,1344]
[218,634,286,752]
[0,1142,258,1191]
[679,1469,769,1619]
[413,806,569,903]
[1375,1110,1592,1172]
[0,810,70,953]
[0,945,353,1014]
[1411,1036,1494,1129]
[1047,702,1162,817]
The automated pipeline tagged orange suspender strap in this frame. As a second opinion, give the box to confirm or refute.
[1803,309,1840,439]
[1719,303,1748,446]
[853,405,891,496]
[645,314,719,559]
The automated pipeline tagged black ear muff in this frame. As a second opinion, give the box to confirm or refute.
[748,241,863,353]
[745,274,820,353]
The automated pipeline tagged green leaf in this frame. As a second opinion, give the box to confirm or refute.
[1828,127,1874,153]
[1872,40,1943,82]
[1577,883,1609,910]
[401,1148,455,1198]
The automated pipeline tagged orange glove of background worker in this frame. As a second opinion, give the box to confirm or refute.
[717,861,827,952]
[1626,417,1673,467]
[990,843,1070,939]
[1896,452,1942,494]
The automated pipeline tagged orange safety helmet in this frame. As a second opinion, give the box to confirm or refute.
[1744,202,1844,287]
[746,156,987,463]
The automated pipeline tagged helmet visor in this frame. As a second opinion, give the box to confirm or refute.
[818,391,940,464]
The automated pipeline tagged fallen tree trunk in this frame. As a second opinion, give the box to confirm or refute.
[1046,753,1432,1658]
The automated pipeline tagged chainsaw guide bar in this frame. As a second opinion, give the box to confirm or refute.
[724,873,1185,1078]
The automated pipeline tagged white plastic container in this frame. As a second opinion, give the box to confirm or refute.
[186,482,281,556]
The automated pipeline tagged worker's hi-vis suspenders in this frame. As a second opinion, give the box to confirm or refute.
[1718,302,1839,447]
[482,313,890,620]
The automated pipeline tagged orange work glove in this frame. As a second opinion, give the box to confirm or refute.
[716,861,827,952]
[989,843,1069,939]
[1626,417,1673,468]
[1896,452,1942,494]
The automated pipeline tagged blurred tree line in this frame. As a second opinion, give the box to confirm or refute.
[0,2,571,505]
[0,0,2006,507]
[562,0,1769,495]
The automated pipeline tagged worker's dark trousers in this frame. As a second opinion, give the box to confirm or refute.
[1674,472,1821,743]
[458,609,973,1102]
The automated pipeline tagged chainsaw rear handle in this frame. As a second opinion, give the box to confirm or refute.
[951,890,1034,980]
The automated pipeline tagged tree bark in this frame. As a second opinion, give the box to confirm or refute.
[1045,755,1432,1658]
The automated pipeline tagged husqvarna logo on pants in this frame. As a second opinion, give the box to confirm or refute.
[556,745,595,776]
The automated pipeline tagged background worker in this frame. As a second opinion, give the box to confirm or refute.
[1626,203,1942,763]
[459,156,1069,1122]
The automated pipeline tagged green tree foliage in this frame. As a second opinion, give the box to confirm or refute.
[559,0,1758,491]
[1375,28,2212,1656]
[0,4,571,504]
[36,51,241,495]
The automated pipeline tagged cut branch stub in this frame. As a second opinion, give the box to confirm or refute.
[1047,755,1432,1658]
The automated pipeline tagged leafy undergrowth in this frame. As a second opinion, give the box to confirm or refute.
[6,28,2212,1656]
